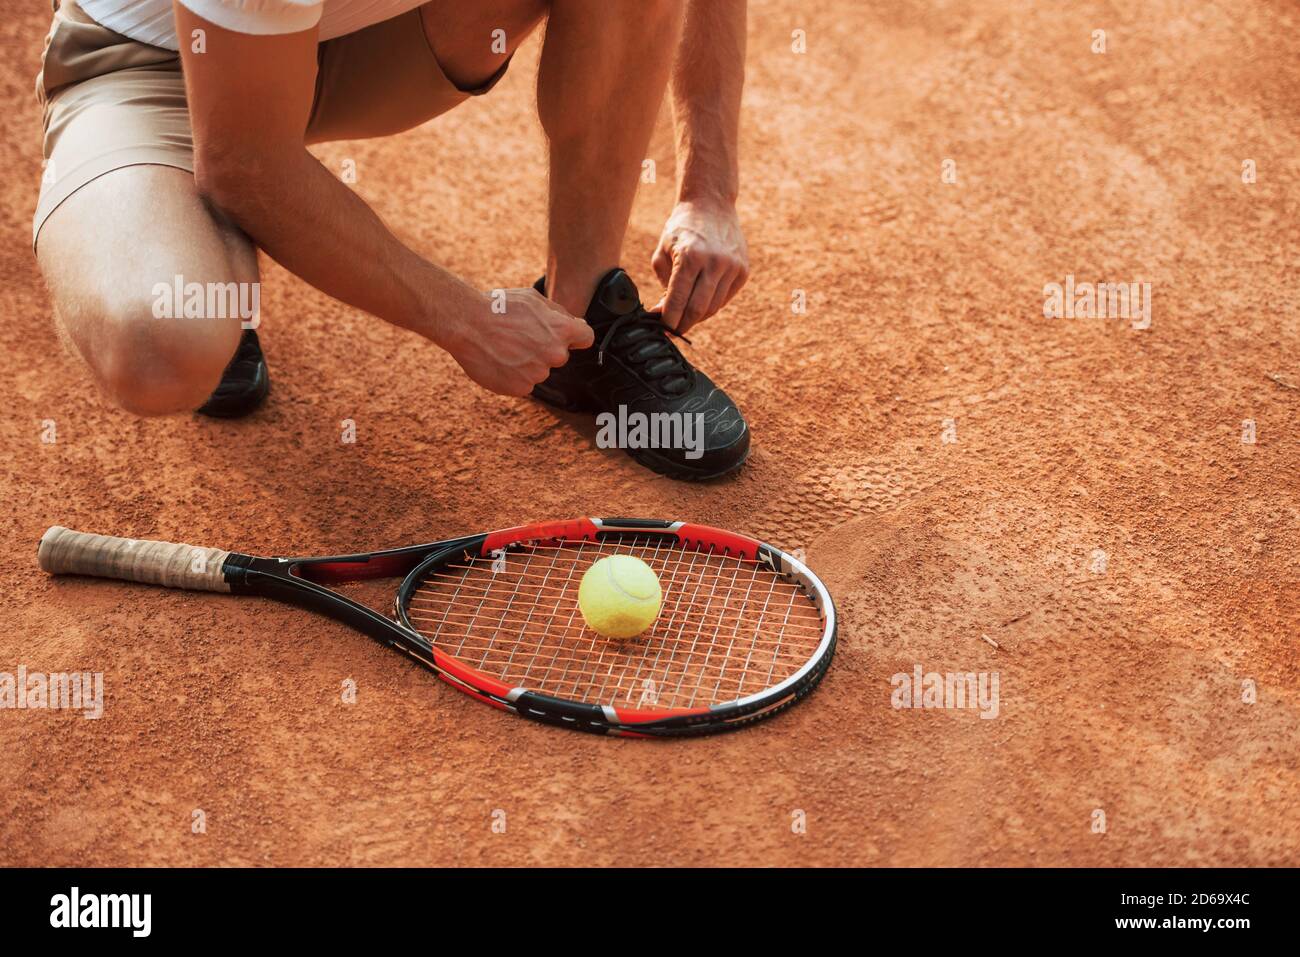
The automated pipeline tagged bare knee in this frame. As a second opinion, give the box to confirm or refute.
[85,297,243,416]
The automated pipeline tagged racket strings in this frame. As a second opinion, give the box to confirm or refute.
[405,534,825,710]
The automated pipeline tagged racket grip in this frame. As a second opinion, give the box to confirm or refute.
[38,526,233,592]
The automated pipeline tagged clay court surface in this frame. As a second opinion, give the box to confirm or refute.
[2,1,1298,866]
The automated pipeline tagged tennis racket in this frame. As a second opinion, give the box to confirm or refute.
[38,518,836,737]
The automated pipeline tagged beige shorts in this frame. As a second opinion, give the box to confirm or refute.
[33,0,508,248]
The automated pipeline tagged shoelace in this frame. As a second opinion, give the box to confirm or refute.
[595,309,693,395]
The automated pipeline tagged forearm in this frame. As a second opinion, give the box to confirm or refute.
[669,0,745,205]
[198,148,479,349]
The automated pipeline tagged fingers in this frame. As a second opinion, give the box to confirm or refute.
[484,364,544,398]
[518,361,554,395]
[566,315,594,350]
[526,287,592,352]
[659,251,703,331]
[701,266,747,326]
[656,256,750,334]
[652,242,674,286]
[677,267,726,336]
[722,266,750,308]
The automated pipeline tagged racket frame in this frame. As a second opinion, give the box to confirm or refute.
[144,518,837,737]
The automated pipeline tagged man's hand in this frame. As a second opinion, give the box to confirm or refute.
[442,289,594,397]
[651,200,749,334]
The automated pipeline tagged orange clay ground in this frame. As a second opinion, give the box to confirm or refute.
[2,1,1297,866]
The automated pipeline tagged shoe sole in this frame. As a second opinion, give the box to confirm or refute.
[195,373,270,419]
[628,442,751,481]
[533,386,750,480]
[530,383,596,414]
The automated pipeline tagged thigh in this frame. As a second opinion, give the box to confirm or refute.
[305,0,541,144]
[34,0,193,249]
[418,0,546,90]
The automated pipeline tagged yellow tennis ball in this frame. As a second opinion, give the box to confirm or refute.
[578,555,662,639]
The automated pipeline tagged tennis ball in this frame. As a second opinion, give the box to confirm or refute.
[578,555,662,639]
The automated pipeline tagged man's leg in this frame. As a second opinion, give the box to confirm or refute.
[528,1,748,481]
[536,0,685,317]
[36,166,257,416]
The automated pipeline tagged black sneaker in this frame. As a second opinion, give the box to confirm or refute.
[196,328,270,418]
[531,268,749,480]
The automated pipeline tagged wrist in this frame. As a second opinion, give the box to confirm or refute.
[675,159,738,207]
[431,288,485,356]
[674,187,738,212]
[411,268,483,354]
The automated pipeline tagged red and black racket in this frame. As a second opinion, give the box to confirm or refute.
[38,518,836,737]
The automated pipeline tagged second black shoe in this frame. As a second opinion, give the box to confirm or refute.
[531,269,750,480]
[196,327,270,419]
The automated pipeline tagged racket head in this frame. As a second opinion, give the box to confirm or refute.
[394,518,836,737]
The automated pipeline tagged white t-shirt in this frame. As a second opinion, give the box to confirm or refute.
[77,0,426,51]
